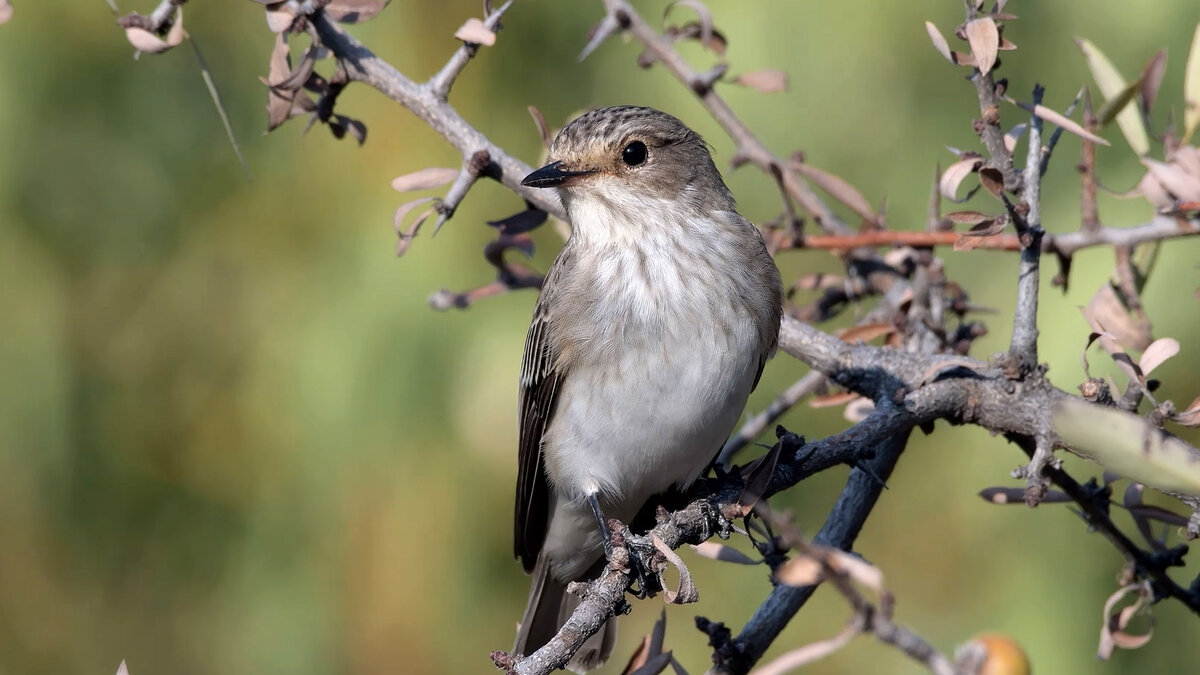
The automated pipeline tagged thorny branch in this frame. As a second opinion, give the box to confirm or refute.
[167,0,1200,673]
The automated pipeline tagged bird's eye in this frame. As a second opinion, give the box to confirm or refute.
[621,141,648,167]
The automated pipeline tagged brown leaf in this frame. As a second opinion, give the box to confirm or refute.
[1098,583,1154,659]
[1136,172,1176,210]
[125,7,186,54]
[690,541,761,565]
[651,536,698,604]
[391,167,460,192]
[1139,49,1168,117]
[265,3,297,33]
[980,487,1071,504]
[977,167,1005,197]
[843,397,875,423]
[733,70,788,93]
[945,210,994,225]
[1142,158,1200,202]
[1014,100,1111,146]
[393,197,436,255]
[838,322,895,343]
[736,439,781,516]
[325,0,389,24]
[1174,145,1200,178]
[116,661,130,675]
[964,17,1000,75]
[1139,337,1179,377]
[664,1,715,52]
[939,157,983,201]
[454,17,496,46]
[925,21,954,64]
[789,162,877,223]
[960,216,1008,237]
[809,391,860,408]
[775,555,825,587]
[0,0,12,25]
[827,548,883,591]
[1003,122,1027,153]
[528,106,553,149]
[1172,395,1200,427]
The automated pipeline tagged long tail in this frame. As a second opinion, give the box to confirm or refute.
[514,555,617,673]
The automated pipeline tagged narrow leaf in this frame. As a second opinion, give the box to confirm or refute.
[789,162,876,222]
[733,69,788,93]
[925,21,954,64]
[1076,37,1150,154]
[939,157,983,201]
[1139,49,1168,117]
[1013,99,1111,146]
[1185,23,1200,142]
[391,167,460,192]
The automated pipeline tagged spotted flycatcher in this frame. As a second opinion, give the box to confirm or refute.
[512,106,783,671]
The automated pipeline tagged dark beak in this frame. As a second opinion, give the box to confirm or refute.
[521,161,596,188]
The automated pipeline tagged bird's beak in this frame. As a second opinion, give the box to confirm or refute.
[521,161,597,188]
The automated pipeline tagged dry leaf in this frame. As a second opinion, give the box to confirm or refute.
[1184,23,1200,142]
[1140,49,1168,117]
[651,536,698,604]
[1139,337,1179,377]
[455,17,496,46]
[116,661,130,675]
[964,17,1000,75]
[1077,37,1150,155]
[1141,158,1200,202]
[664,0,715,50]
[1171,395,1200,427]
[940,157,983,201]
[734,70,788,93]
[690,541,761,565]
[977,166,1005,196]
[1004,122,1027,153]
[391,167,460,192]
[775,555,825,587]
[809,391,860,408]
[124,7,186,55]
[945,210,994,225]
[1014,100,1111,146]
[265,3,297,33]
[979,487,1071,504]
[1098,583,1154,659]
[325,0,389,24]
[1136,172,1175,209]
[827,548,883,591]
[838,322,895,343]
[925,21,953,64]
[790,162,877,222]
[843,397,875,423]
[0,0,12,25]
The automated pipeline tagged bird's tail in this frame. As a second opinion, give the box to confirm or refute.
[514,555,617,673]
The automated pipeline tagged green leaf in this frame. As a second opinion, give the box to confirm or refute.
[1184,23,1200,143]
[1077,37,1151,155]
[1054,399,1200,497]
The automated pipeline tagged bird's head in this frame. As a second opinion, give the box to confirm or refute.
[522,106,733,215]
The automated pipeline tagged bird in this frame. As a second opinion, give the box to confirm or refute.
[512,105,783,672]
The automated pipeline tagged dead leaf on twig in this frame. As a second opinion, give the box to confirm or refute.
[789,162,877,223]
[837,322,895,343]
[651,536,698,604]
[733,70,788,93]
[940,157,983,201]
[1098,582,1155,659]
[125,6,186,55]
[690,541,761,565]
[1139,337,1179,377]
[965,17,1000,75]
[325,0,389,24]
[391,167,460,192]
[455,17,496,46]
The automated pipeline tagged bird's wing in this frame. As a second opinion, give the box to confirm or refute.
[515,251,570,572]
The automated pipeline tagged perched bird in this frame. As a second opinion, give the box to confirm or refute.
[513,106,783,671]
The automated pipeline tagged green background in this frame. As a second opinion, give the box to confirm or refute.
[2,1,1199,674]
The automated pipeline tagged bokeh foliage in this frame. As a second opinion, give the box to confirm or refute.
[1,1,1199,674]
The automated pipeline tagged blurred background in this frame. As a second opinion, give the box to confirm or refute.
[2,1,1200,674]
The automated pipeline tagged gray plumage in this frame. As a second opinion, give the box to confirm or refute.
[514,106,783,672]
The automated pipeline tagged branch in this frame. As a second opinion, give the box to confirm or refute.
[311,11,566,221]
[795,214,1199,253]
[1007,84,1045,367]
